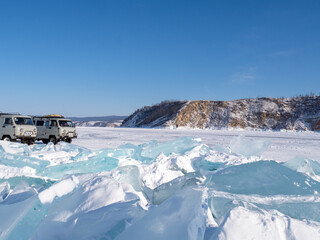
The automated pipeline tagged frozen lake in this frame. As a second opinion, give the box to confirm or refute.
[73,127,320,163]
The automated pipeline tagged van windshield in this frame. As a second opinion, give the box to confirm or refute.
[58,120,75,127]
[14,117,34,125]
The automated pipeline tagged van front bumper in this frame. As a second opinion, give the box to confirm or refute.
[60,132,77,140]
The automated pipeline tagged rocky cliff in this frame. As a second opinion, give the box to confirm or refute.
[121,96,320,131]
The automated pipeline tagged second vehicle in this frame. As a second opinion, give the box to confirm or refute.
[33,114,77,144]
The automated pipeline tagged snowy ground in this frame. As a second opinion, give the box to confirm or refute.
[1,127,320,240]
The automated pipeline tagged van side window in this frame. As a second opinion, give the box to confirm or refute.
[50,120,57,127]
[4,118,13,125]
[36,120,44,126]
[45,121,50,127]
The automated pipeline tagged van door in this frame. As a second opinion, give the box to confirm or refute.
[36,120,45,139]
[46,120,59,139]
[2,117,14,139]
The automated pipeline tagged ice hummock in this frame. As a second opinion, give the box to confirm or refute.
[205,160,320,196]
[229,135,271,157]
[284,156,320,182]
[0,135,319,240]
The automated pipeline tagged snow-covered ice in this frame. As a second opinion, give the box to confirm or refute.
[0,127,320,239]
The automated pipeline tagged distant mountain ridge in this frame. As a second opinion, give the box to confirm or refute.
[121,96,320,131]
[69,116,127,128]
[69,116,127,122]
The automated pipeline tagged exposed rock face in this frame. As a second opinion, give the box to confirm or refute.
[311,117,320,131]
[122,101,187,127]
[121,96,320,131]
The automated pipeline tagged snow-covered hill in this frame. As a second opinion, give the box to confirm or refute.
[122,96,320,131]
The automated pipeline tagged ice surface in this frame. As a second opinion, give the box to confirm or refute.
[284,156,320,182]
[0,141,31,155]
[0,177,54,190]
[115,187,207,240]
[33,173,147,240]
[229,135,270,157]
[0,133,319,240]
[210,206,320,240]
[0,150,50,171]
[0,182,39,239]
[0,182,10,202]
[0,165,37,179]
[257,201,320,223]
[39,176,79,204]
[6,199,46,240]
[42,155,119,179]
[141,137,202,159]
[152,172,203,205]
[140,153,194,189]
[208,192,320,225]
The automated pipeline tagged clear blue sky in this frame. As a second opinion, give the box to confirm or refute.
[0,0,319,117]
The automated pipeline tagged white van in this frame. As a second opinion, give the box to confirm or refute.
[33,114,77,144]
[0,114,37,144]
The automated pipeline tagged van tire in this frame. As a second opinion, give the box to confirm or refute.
[2,136,11,142]
[49,136,57,145]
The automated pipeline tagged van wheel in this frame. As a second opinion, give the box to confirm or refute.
[49,136,57,144]
[65,138,72,143]
[27,140,34,145]
[2,136,11,142]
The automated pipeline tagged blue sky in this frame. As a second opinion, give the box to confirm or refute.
[0,0,319,117]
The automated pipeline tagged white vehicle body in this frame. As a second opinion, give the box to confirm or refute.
[33,115,77,144]
[0,114,37,144]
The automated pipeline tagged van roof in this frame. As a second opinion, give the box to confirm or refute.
[43,114,64,118]
[32,114,65,119]
[0,114,31,118]
[0,112,21,116]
